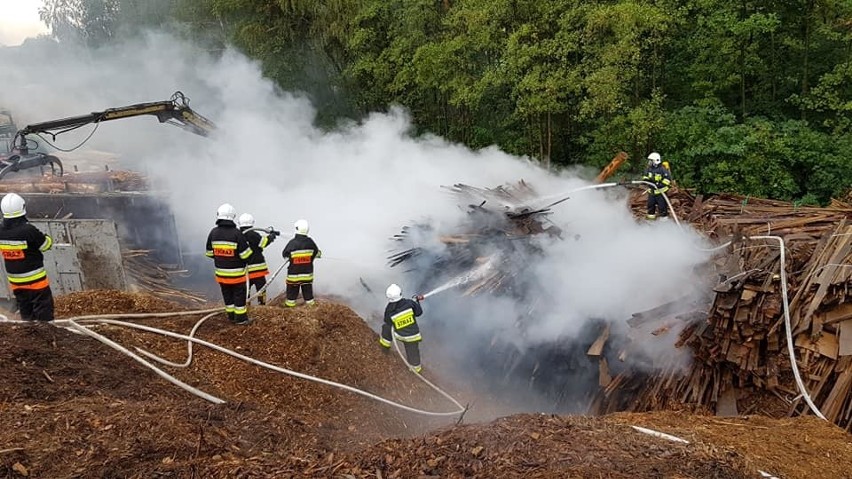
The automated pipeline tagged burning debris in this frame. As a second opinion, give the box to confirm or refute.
[387,179,613,412]
[387,178,852,424]
[388,180,561,299]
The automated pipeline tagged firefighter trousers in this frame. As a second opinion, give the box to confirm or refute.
[646,194,668,218]
[380,324,422,371]
[285,281,313,307]
[14,286,54,321]
[249,276,267,305]
[219,282,248,323]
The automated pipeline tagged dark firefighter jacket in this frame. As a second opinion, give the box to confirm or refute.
[0,217,53,290]
[384,298,423,341]
[205,219,252,284]
[281,234,321,283]
[642,164,672,195]
[240,227,275,279]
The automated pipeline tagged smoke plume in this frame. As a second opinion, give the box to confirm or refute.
[0,33,713,412]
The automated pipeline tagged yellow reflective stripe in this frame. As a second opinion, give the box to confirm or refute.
[379,336,391,348]
[392,331,422,342]
[211,241,237,248]
[391,309,415,330]
[662,178,672,186]
[291,251,312,259]
[233,306,247,314]
[239,247,252,260]
[205,250,214,257]
[215,267,247,277]
[259,236,269,249]
[39,235,53,252]
[247,263,268,272]
[286,273,314,282]
[0,241,27,250]
[7,268,47,283]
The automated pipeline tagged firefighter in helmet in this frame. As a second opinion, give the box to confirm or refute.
[0,193,54,321]
[642,152,672,220]
[205,203,252,324]
[379,283,425,373]
[237,213,278,305]
[281,219,321,307]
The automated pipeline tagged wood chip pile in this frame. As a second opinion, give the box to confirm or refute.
[3,291,852,478]
[595,189,852,428]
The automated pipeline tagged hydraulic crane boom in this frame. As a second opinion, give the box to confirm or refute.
[2,91,216,180]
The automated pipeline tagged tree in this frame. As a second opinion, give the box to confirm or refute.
[39,0,120,46]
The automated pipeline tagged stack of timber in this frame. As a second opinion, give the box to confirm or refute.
[595,189,852,428]
[0,170,148,193]
[123,249,206,305]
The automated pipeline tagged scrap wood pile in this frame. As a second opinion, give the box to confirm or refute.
[123,249,206,305]
[0,169,148,194]
[388,181,561,296]
[594,189,852,428]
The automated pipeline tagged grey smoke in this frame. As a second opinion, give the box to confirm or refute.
[1,34,712,407]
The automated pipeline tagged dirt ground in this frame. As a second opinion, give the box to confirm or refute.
[1,290,850,478]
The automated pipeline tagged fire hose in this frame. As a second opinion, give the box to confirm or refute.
[39,256,466,417]
[60,315,466,417]
[1,182,827,420]
[414,180,826,420]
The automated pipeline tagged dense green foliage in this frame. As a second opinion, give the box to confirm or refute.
[39,0,852,203]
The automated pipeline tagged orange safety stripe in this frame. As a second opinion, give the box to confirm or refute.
[9,278,50,291]
[215,275,247,285]
[248,270,268,280]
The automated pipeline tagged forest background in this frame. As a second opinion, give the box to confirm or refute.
[30,0,852,204]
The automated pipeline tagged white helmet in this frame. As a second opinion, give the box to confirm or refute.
[216,203,237,221]
[237,213,255,228]
[648,152,662,166]
[386,283,402,302]
[294,219,309,235]
[1,193,26,219]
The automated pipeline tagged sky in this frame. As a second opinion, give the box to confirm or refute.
[0,0,49,46]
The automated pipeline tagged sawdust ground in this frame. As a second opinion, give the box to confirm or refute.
[1,290,850,478]
[609,411,852,479]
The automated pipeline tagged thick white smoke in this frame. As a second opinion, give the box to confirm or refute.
[0,33,711,370]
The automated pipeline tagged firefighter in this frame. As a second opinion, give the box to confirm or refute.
[237,213,278,305]
[205,203,253,325]
[642,152,672,220]
[0,193,54,321]
[379,284,425,373]
[281,219,321,307]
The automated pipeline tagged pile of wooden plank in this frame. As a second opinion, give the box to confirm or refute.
[0,170,148,193]
[388,181,561,296]
[123,249,206,305]
[594,189,852,428]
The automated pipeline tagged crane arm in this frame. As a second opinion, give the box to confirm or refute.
[12,91,215,154]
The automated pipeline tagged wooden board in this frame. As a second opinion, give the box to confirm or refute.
[839,320,852,357]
